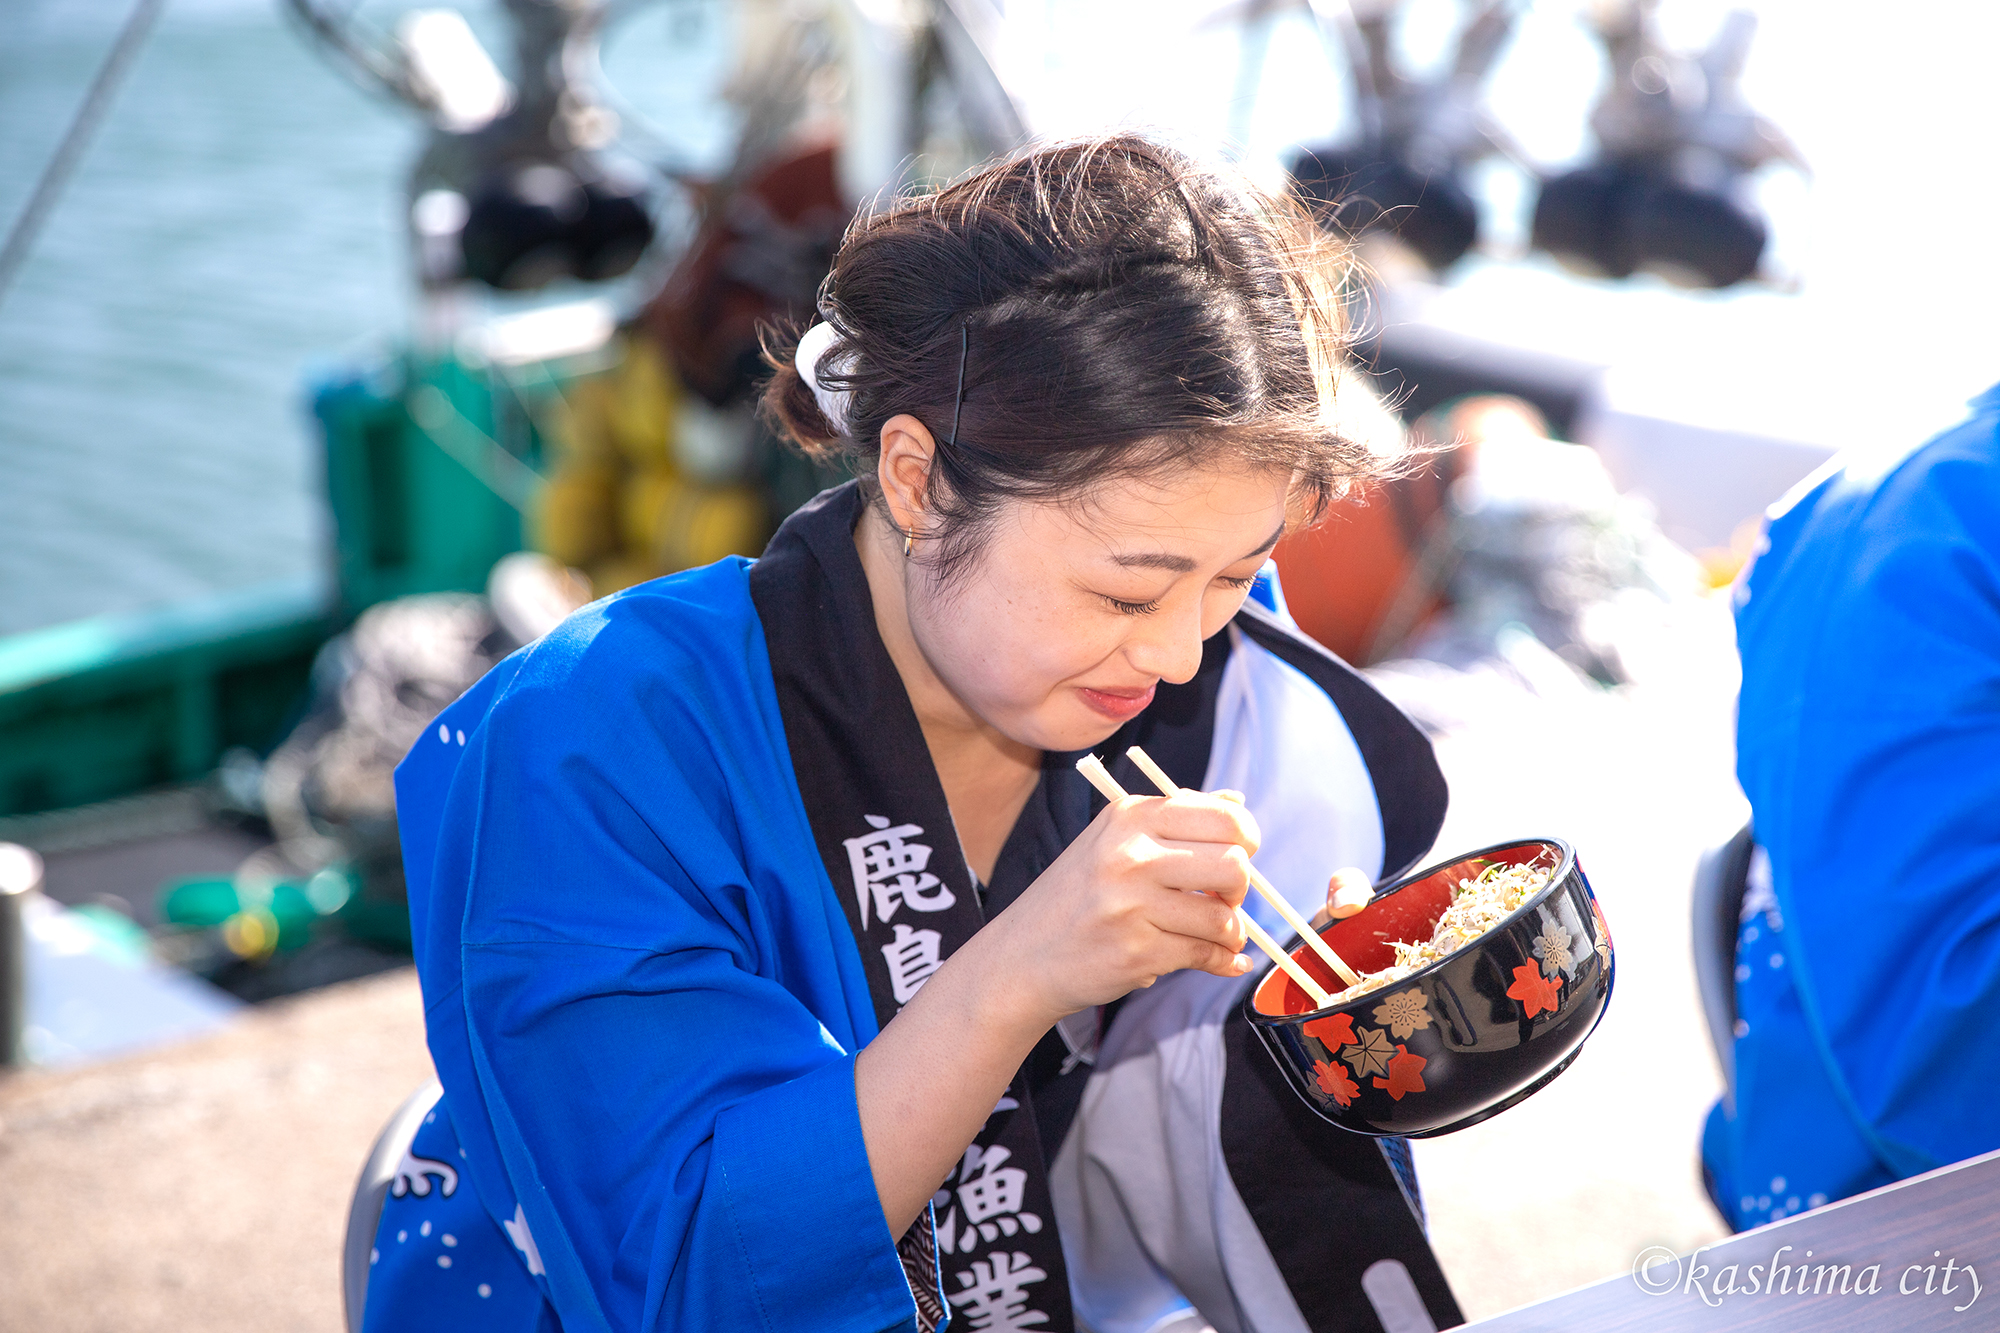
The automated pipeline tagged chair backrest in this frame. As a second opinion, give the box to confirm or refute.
[343,1079,445,1333]
[1691,823,1755,1114]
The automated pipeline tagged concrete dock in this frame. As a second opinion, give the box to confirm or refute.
[0,968,432,1333]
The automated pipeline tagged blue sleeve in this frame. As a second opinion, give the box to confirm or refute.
[1736,422,2000,1176]
[401,567,917,1333]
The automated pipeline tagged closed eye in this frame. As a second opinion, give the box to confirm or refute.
[1102,573,1257,616]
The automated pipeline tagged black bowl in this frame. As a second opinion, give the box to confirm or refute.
[1244,837,1614,1138]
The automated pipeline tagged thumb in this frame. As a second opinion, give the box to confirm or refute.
[1327,867,1375,918]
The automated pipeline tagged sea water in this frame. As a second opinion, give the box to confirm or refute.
[0,0,409,637]
[0,0,734,639]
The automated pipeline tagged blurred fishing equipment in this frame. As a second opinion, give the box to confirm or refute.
[1280,0,1801,291]
[639,139,847,407]
[175,555,585,972]
[457,159,657,291]
[1278,394,1702,689]
[248,590,514,947]
[1273,366,1460,663]
[1273,446,1460,666]
[286,0,657,293]
[1288,0,1524,274]
[1529,1,1805,288]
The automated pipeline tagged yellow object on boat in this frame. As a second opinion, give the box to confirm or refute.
[530,330,772,596]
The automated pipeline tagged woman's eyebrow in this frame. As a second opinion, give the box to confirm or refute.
[1110,551,1198,573]
[1109,520,1288,573]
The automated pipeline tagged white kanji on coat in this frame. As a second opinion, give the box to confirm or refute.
[882,923,944,1005]
[938,1144,1044,1253]
[948,1251,1051,1331]
[846,815,956,926]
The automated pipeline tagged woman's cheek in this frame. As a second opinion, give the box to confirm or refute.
[955,612,1066,707]
[1202,587,1251,638]
[1014,622,1105,696]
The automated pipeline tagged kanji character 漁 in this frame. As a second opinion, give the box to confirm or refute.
[944,1143,1043,1249]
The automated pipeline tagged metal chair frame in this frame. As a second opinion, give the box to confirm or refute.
[342,1079,445,1333]
[1691,823,1755,1115]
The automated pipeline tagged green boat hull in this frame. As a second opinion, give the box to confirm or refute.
[0,348,563,819]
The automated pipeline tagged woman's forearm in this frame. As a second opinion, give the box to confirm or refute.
[853,793,1262,1235]
[852,923,1053,1235]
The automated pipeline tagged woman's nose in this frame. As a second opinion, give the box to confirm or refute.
[1125,600,1206,685]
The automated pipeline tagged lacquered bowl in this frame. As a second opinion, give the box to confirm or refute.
[1244,837,1614,1138]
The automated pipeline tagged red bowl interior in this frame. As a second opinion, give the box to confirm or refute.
[1252,841,1559,1018]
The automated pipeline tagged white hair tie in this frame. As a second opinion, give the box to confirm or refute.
[794,320,854,435]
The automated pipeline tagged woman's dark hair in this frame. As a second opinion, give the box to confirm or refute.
[760,133,1392,578]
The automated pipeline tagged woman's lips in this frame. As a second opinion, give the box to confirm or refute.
[1077,682,1157,721]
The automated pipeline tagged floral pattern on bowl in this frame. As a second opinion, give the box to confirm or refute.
[1244,837,1615,1138]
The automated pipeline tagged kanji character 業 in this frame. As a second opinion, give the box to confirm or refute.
[948,1251,1051,1332]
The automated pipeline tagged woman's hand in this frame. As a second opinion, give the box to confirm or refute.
[974,790,1262,1027]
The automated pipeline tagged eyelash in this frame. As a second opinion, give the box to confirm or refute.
[1105,574,1257,617]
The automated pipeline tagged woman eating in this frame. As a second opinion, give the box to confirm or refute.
[368,135,1462,1333]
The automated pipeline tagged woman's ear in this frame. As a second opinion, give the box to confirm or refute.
[876,414,939,536]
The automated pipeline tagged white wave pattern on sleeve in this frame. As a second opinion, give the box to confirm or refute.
[390,1150,459,1199]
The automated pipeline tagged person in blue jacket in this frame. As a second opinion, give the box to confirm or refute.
[364,135,1463,1333]
[1703,383,2000,1230]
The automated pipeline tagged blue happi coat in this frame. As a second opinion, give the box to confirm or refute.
[1704,384,2000,1228]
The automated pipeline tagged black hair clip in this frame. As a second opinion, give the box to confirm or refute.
[944,318,970,448]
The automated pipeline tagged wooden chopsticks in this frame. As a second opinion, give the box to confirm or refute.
[1073,750,1347,1010]
[1121,747,1365,990]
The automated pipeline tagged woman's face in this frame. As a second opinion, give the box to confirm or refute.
[904,462,1292,753]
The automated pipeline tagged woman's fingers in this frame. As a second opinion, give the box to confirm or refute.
[1133,791,1262,857]
[1180,937,1253,979]
[1141,839,1254,904]
[1145,881,1247,949]
[1013,788,1279,1009]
